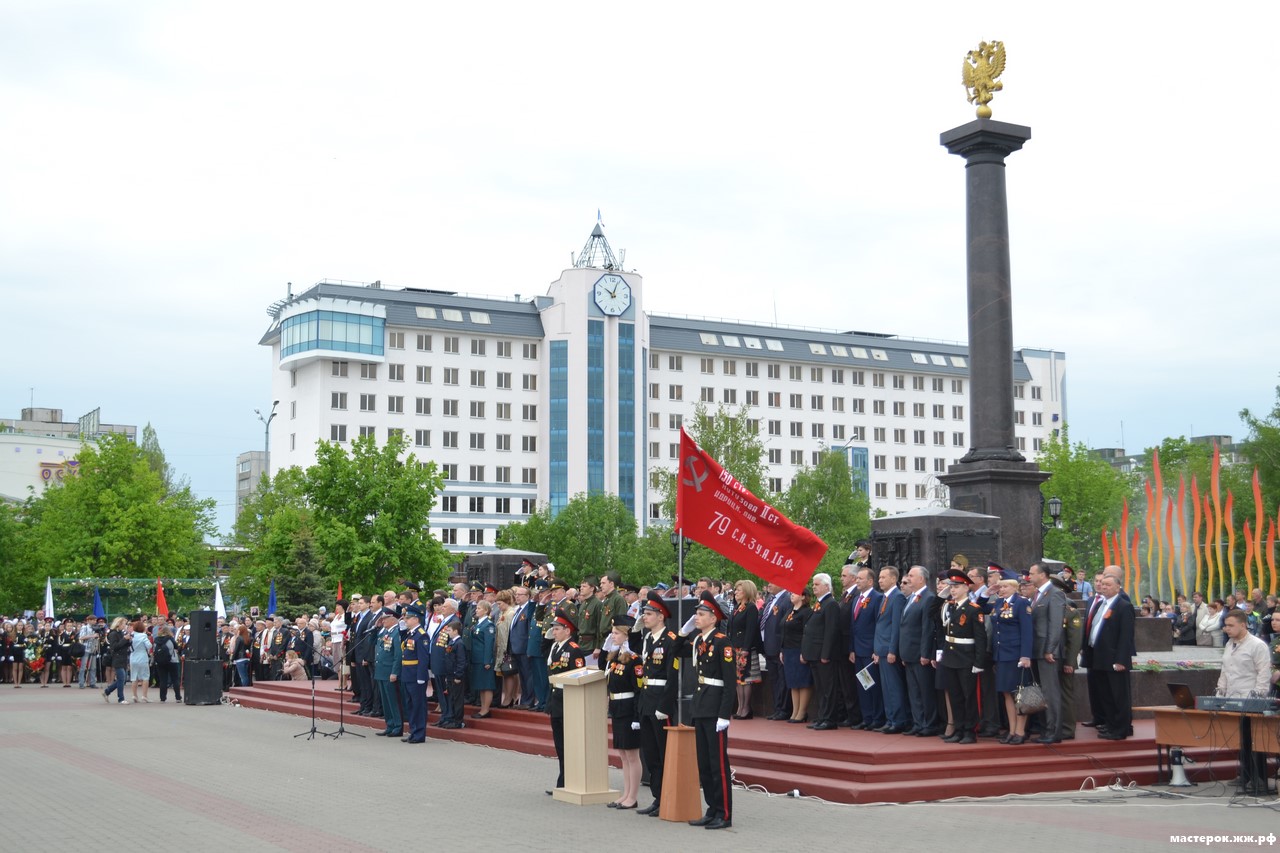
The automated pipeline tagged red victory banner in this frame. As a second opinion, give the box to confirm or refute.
[676,428,828,591]
[155,579,170,618]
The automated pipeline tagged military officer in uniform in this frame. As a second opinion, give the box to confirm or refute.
[940,568,988,745]
[575,576,603,662]
[1055,576,1085,739]
[636,591,680,816]
[688,591,736,830]
[372,608,403,737]
[546,608,588,794]
[399,604,429,743]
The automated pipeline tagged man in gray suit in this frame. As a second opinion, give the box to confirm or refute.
[1027,562,1066,745]
[897,565,939,736]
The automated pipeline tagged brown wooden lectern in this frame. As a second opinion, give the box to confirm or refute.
[548,667,619,805]
[659,725,703,821]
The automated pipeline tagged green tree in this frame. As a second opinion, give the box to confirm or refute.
[272,528,329,616]
[20,433,215,581]
[1236,384,1280,520]
[497,493,639,584]
[780,449,869,575]
[139,423,176,494]
[0,501,37,614]
[230,466,312,608]
[1039,426,1131,570]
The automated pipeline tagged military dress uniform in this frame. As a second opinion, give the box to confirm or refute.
[575,596,603,658]
[547,611,588,790]
[940,588,989,744]
[636,592,680,815]
[399,612,429,743]
[1058,592,1085,738]
[372,614,403,736]
[689,593,736,829]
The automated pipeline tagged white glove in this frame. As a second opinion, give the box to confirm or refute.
[631,721,641,731]
[679,615,697,636]
[715,718,730,732]
[655,711,669,720]
[417,680,426,685]
[971,667,983,674]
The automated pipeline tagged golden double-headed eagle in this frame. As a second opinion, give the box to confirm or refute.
[962,40,1006,118]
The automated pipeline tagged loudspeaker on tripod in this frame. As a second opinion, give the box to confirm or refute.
[189,611,219,660]
[183,660,223,705]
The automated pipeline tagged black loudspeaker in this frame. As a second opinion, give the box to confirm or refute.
[183,660,223,705]
[189,611,218,660]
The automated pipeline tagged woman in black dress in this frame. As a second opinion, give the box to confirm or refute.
[37,619,58,687]
[59,620,80,687]
[0,629,13,684]
[781,587,813,723]
[11,625,30,686]
[728,580,763,719]
[605,615,641,810]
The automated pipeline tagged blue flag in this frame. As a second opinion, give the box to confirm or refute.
[92,587,106,620]
[268,579,277,615]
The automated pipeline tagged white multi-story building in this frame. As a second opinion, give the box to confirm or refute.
[259,226,1065,551]
[0,407,137,504]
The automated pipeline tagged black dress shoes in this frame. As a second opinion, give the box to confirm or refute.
[1035,735,1059,745]
[688,815,715,827]
[1081,720,1101,728]
[637,803,659,816]
[957,733,976,744]
[881,726,908,735]
[942,733,962,743]
[812,721,837,731]
[704,818,732,830]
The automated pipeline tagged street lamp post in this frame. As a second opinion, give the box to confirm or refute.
[255,401,279,481]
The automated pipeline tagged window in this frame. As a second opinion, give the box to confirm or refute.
[1017,436,1027,451]
[387,395,404,414]
[413,397,431,416]
[1013,385,1025,399]
[767,420,781,436]
[789,393,803,409]
[441,464,457,480]
[290,400,296,419]
[790,450,804,465]
[332,361,349,377]
[875,482,887,498]
[913,430,926,445]
[768,392,781,408]
[892,374,905,390]
[935,458,947,473]
[669,413,683,430]
[790,421,803,437]
[832,397,845,413]
[469,370,485,388]
[414,429,430,447]
[810,395,824,410]
[812,451,823,465]
[833,424,845,440]
[387,427,402,442]
[811,367,823,383]
[769,478,782,494]
[873,400,885,416]
[497,372,512,389]
[874,455,886,471]
[471,339,486,356]
[290,433,296,449]
[495,497,510,514]
[416,334,432,352]
[361,363,377,380]
[521,498,537,514]
[649,353,660,371]
[495,466,511,483]
[952,379,964,394]
[416,366,432,384]
[768,448,782,464]
[669,443,679,459]
[1031,386,1042,400]
[443,400,458,417]
[496,402,511,420]
[649,441,660,459]
[290,370,297,388]
[1033,437,1044,451]
[952,405,964,420]
[932,377,944,393]
[523,343,538,360]
[649,383,660,399]
[444,368,459,386]
[894,456,907,471]
[523,374,537,391]
[789,365,802,381]
[359,425,376,438]
[469,465,484,482]
[932,404,944,419]
[700,357,714,374]
[522,404,537,421]
[873,427,886,442]
[359,394,376,412]
[851,398,865,414]
[669,355,683,371]
[470,401,485,418]
[522,435,537,452]
[723,388,737,404]
[850,426,865,441]
[331,392,347,410]
[953,431,966,447]
[722,360,736,376]
[768,364,781,380]
[913,403,925,418]
[441,496,458,513]
[893,401,905,417]
[1014,410,1025,425]
[668,385,683,401]
[914,456,927,472]
[468,529,484,546]
[895,483,907,499]
[522,468,537,485]
[497,341,512,359]
[745,390,758,406]
[496,433,511,451]
[443,431,458,448]
[850,370,864,386]
[934,430,945,445]
[440,529,457,545]
[745,362,758,378]
[388,364,404,381]
[1032,412,1043,426]
[444,336,460,354]
[912,376,925,391]
[701,387,715,403]
[649,412,660,430]
[872,372,885,388]
[893,428,906,443]
[811,423,825,439]
[330,424,347,442]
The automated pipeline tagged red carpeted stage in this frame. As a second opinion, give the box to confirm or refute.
[229,681,1234,803]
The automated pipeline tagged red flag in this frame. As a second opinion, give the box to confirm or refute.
[155,579,169,618]
[337,581,344,600]
[676,428,827,591]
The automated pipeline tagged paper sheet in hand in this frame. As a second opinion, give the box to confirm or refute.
[856,663,876,689]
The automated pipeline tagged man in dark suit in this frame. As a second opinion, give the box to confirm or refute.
[872,566,909,733]
[1081,572,1136,740]
[898,565,939,736]
[834,561,864,728]
[1027,562,1066,744]
[801,572,841,730]
[760,582,793,721]
[848,566,884,729]
[508,584,535,708]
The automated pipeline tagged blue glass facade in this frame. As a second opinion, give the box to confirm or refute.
[617,323,636,512]
[281,310,385,358]
[587,320,605,493]
[847,446,870,497]
[549,340,569,515]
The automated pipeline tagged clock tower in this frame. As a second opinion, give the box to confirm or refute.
[538,223,647,521]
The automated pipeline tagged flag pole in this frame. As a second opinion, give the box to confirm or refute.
[676,528,685,728]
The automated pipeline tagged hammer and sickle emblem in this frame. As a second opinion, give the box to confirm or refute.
[681,455,708,492]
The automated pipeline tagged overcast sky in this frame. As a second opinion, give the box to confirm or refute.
[3,2,1277,537]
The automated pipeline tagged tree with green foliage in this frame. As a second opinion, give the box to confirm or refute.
[19,432,215,582]
[1039,426,1131,570]
[779,449,870,575]
[1236,383,1280,521]
[0,501,36,614]
[272,528,329,615]
[497,493,639,582]
[230,466,312,608]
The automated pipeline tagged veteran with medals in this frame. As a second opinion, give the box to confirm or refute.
[399,604,429,744]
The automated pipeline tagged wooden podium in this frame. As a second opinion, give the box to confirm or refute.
[659,725,703,822]
[548,667,618,805]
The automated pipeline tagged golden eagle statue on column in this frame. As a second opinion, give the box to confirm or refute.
[962,41,1006,119]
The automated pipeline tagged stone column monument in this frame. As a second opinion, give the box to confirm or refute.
[936,41,1050,573]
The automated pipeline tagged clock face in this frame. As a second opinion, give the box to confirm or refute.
[593,274,631,316]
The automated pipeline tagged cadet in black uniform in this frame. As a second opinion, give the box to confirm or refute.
[940,567,989,744]
[687,591,736,830]
[606,614,642,809]
[636,591,680,816]
[546,608,587,794]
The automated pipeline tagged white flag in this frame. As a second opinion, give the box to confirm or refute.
[214,582,227,619]
[43,577,55,620]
